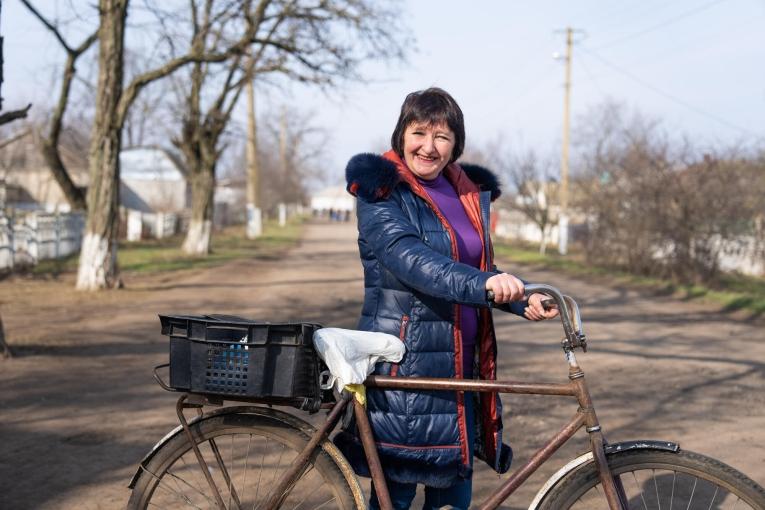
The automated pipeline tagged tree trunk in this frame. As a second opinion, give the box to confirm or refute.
[0,314,12,359]
[182,156,215,255]
[245,78,262,238]
[75,0,127,290]
[40,140,87,210]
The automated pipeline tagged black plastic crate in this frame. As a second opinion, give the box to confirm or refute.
[160,314,325,409]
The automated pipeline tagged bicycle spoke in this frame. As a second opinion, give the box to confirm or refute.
[670,471,676,510]
[310,496,339,510]
[653,469,662,510]
[290,466,316,510]
[228,434,235,510]
[154,470,213,508]
[252,436,268,507]
[706,486,718,510]
[632,471,649,510]
[685,478,698,510]
[239,434,253,504]
[141,465,194,505]
[254,445,287,510]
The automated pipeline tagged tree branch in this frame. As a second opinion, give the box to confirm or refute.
[20,0,74,53]
[0,104,32,126]
[0,129,33,150]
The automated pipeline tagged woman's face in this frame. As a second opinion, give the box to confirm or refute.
[402,122,455,180]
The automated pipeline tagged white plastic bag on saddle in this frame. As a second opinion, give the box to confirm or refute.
[312,328,405,393]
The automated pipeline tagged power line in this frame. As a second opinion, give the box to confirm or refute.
[576,54,606,97]
[591,0,730,51]
[579,46,759,138]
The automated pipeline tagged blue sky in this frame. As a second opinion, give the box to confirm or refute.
[3,0,764,183]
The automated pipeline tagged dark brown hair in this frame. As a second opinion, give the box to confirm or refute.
[390,87,465,163]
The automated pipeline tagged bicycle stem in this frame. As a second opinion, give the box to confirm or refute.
[523,283,587,353]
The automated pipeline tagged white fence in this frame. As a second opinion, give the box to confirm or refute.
[0,212,85,269]
[495,208,764,277]
[126,210,179,241]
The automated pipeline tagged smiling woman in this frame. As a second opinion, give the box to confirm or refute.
[390,88,465,180]
[341,87,559,510]
[401,123,455,180]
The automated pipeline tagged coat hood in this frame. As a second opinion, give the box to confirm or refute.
[345,152,502,202]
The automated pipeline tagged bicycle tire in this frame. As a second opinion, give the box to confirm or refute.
[128,409,364,509]
[537,449,765,510]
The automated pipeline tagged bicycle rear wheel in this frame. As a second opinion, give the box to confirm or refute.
[537,449,765,509]
[128,408,364,509]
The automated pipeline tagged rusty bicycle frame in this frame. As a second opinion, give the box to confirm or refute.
[168,284,630,510]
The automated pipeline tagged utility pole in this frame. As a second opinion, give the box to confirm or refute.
[0,0,4,112]
[557,27,574,255]
[245,77,262,238]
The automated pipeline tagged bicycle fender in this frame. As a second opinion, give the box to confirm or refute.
[527,439,679,510]
[127,405,321,489]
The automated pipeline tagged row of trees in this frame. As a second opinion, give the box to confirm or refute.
[11,0,407,290]
[575,104,764,284]
[487,102,765,285]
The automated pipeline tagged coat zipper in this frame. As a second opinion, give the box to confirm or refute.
[390,315,409,377]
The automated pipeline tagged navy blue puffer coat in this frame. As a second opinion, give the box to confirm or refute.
[334,150,525,488]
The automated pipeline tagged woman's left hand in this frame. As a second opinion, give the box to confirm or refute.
[524,293,560,321]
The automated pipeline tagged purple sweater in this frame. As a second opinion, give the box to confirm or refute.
[419,173,482,378]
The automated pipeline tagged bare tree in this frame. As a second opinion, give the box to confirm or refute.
[0,2,28,358]
[575,102,765,284]
[20,0,98,211]
[171,0,406,254]
[171,1,256,254]
[500,150,559,255]
[256,105,329,213]
[75,0,298,290]
[465,140,559,255]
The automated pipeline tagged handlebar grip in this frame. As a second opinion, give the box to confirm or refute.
[540,298,557,311]
[487,290,549,304]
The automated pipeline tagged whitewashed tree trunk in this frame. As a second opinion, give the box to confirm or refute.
[246,204,262,238]
[182,158,215,255]
[182,219,212,254]
[76,232,117,289]
[278,203,287,227]
[75,0,126,290]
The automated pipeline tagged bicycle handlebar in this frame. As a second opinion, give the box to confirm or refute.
[487,284,587,351]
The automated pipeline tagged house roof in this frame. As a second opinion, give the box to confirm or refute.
[120,147,186,181]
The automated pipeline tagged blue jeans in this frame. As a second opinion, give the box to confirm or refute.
[369,394,475,510]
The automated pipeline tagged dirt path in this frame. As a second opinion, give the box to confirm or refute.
[1,220,763,509]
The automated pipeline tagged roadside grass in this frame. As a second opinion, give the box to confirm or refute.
[31,218,303,277]
[494,241,765,316]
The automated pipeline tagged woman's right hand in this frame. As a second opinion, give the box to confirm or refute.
[485,273,525,304]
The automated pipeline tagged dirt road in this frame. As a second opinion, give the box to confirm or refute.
[1,220,763,509]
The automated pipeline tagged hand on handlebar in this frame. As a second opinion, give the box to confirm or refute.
[485,273,525,304]
[524,294,560,321]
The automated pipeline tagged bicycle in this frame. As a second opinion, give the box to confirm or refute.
[127,284,765,509]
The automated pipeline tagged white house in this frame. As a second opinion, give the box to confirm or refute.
[310,185,354,215]
[120,147,188,213]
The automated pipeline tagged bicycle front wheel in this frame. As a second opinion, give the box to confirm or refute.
[128,408,364,509]
[538,449,765,510]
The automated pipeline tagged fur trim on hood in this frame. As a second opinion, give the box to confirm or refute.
[345,152,502,202]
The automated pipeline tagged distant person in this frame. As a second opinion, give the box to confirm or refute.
[337,87,558,510]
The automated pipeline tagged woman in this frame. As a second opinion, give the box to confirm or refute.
[336,87,558,510]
